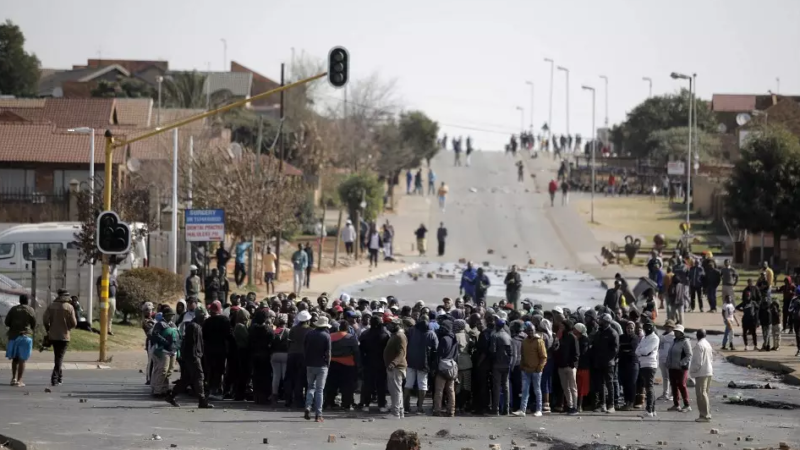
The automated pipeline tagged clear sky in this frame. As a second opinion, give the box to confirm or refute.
[5,0,799,149]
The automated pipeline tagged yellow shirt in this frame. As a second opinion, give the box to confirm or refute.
[263,253,277,273]
[765,268,775,287]
[438,185,449,197]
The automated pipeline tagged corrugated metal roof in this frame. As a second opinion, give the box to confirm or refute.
[203,72,253,97]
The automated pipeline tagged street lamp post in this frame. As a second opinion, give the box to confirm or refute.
[776,77,781,94]
[525,81,534,131]
[642,77,652,98]
[557,66,570,139]
[67,127,95,325]
[599,75,609,127]
[515,106,524,135]
[156,76,163,127]
[544,58,554,139]
[671,72,693,227]
[582,86,596,223]
[221,38,227,70]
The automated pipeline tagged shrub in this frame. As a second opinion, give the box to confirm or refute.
[337,172,384,223]
[122,267,183,300]
[116,274,160,323]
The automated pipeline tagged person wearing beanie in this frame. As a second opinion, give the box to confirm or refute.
[490,317,512,415]
[202,301,231,398]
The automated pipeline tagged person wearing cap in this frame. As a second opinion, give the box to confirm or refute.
[504,265,522,310]
[342,220,356,256]
[636,320,660,417]
[304,315,332,422]
[42,289,77,387]
[591,313,619,413]
[202,301,231,397]
[666,324,692,412]
[657,319,675,401]
[168,309,213,409]
[384,317,408,419]
[521,299,533,314]
[150,306,178,396]
[690,329,713,422]
[185,265,201,299]
[285,310,312,408]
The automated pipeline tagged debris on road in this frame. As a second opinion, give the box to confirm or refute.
[328,435,336,443]
[263,438,269,444]
[151,435,162,441]
[79,399,87,403]
[44,388,51,393]
[711,429,720,435]
[469,188,478,193]
[436,430,450,437]
[487,249,494,254]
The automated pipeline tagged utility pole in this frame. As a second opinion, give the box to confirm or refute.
[544,58,554,138]
[221,39,227,70]
[582,85,596,223]
[276,63,284,281]
[249,116,263,286]
[557,66,570,137]
[599,75,609,127]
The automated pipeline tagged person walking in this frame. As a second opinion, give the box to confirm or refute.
[384,317,408,419]
[758,294,773,351]
[720,259,739,303]
[721,295,739,351]
[690,329,713,422]
[560,179,570,206]
[666,325,692,412]
[367,225,383,268]
[304,315,332,422]
[415,224,428,256]
[782,277,796,334]
[636,321,659,417]
[789,289,800,356]
[414,169,423,195]
[428,168,436,195]
[292,244,309,296]
[556,320,580,415]
[42,289,77,387]
[433,319,459,417]
[167,309,213,409]
[234,241,251,288]
[548,179,558,207]
[406,169,414,194]
[304,243,314,288]
[513,322,547,417]
[382,221,394,259]
[4,294,36,387]
[437,222,448,257]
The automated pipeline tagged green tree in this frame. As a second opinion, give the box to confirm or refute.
[91,77,156,99]
[647,127,721,163]
[0,20,41,97]
[400,111,440,166]
[726,125,800,263]
[617,89,715,158]
[337,173,384,223]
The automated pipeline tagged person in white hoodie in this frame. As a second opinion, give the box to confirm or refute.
[635,321,660,417]
[657,319,676,401]
[690,329,713,423]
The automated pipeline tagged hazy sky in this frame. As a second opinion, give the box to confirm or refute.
[5,0,799,149]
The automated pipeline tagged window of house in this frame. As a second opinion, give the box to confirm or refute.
[22,243,64,261]
[0,243,14,260]
[0,169,35,192]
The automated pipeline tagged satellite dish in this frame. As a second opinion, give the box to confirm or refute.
[716,123,727,134]
[736,113,752,126]
[228,143,243,159]
[126,157,141,173]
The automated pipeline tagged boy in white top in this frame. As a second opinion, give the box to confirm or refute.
[721,295,739,351]
[690,329,714,422]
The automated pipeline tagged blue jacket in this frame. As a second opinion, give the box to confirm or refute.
[406,320,439,372]
[650,269,664,292]
[460,268,477,298]
[304,328,331,368]
[235,242,251,264]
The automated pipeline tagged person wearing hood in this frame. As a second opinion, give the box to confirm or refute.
[538,318,555,413]
[490,317,512,415]
[324,320,360,410]
[168,309,213,408]
[618,321,640,411]
[269,315,290,403]
[514,322,547,417]
[636,321,659,417]
[384,317,408,419]
[591,314,619,413]
[736,289,759,350]
[690,329,713,422]
[359,315,390,412]
[43,289,77,387]
[286,310,312,408]
[556,319,580,415]
[460,262,477,299]
[404,315,438,414]
[433,319,459,417]
[782,277,796,333]
[453,319,475,412]
[248,309,275,404]
[202,301,231,397]
[150,306,178,396]
[666,324,692,412]
[574,323,592,412]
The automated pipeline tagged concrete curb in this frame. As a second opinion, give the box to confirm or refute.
[725,354,800,386]
[0,433,34,450]
[334,263,421,296]
[0,363,111,371]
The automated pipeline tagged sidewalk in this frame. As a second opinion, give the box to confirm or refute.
[379,191,431,257]
[273,260,417,300]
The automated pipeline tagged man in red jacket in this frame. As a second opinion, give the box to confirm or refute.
[548,179,558,207]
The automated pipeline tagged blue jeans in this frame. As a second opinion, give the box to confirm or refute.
[520,371,542,413]
[722,322,733,348]
[305,366,329,415]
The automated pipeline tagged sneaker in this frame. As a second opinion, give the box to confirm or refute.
[511,410,526,417]
[315,416,324,423]
[656,394,668,401]
[606,407,615,414]
[695,417,710,422]
[15,382,25,387]
[379,407,389,413]
[166,395,180,407]
[304,409,311,421]
[641,412,653,418]
[652,411,657,417]
[10,379,17,386]
[567,409,578,416]
[667,405,681,412]
[730,347,736,351]
[383,414,402,419]
[362,406,370,413]
[533,411,543,417]
[682,406,692,412]
[198,402,214,409]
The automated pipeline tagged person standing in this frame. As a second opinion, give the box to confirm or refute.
[705,260,721,313]
[428,168,436,195]
[560,179,570,206]
[4,294,36,387]
[763,261,775,295]
[167,309,213,409]
[504,265,522,310]
[292,244,309,296]
[414,169,423,195]
[304,243,314,288]
[618,321,640,411]
[758,293,773,351]
[592,314,619,413]
[437,182,449,211]
[234,241,251,288]
[326,320,360,411]
[382,221,394,259]
[360,315,390,412]
[342,220,356,256]
[433,319,459,417]
[548,179,558,207]
[657,320,675,400]
[215,242,231,277]
[770,297,782,351]
[513,322,547,417]
[783,277,797,334]
[789,289,800,356]
[688,258,705,312]
[557,320,580,415]
[286,310,312,408]
[415,224,428,256]
[437,222,448,257]
[304,315,332,422]
[405,315,438,414]
[721,295,739,351]
[42,289,77,387]
[736,290,759,350]
[150,307,178,396]
[636,321,659,417]
[490,317,512,416]
[666,325,692,412]
[473,268,490,306]
[690,329,713,422]
[367,225,383,268]
[384,317,408,419]
[720,259,739,302]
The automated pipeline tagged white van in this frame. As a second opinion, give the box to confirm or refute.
[0,222,148,272]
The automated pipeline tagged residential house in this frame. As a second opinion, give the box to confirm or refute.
[231,61,281,115]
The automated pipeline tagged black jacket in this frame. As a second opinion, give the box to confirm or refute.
[504,272,522,294]
[181,320,204,360]
[556,332,580,369]
[436,321,459,363]
[591,325,619,367]
[736,299,758,324]
[603,289,623,311]
[359,325,390,369]
[247,323,274,358]
[304,328,331,368]
[705,267,721,289]
[618,332,640,366]
[577,334,592,369]
[202,314,231,356]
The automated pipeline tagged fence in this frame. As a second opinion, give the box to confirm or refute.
[0,188,70,223]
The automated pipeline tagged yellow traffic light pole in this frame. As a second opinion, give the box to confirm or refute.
[97,71,327,361]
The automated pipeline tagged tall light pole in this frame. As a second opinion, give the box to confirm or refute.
[67,127,95,325]
[525,81,534,131]
[582,86,596,223]
[642,77,653,98]
[156,76,163,127]
[776,77,781,94]
[671,72,693,227]
[544,58,554,137]
[515,106,524,134]
[692,74,698,175]
[557,66,570,137]
[221,38,228,70]
[599,75,609,127]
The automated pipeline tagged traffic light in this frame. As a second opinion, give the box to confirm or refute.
[96,211,131,255]
[327,46,349,88]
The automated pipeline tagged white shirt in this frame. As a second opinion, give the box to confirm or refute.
[635,332,660,369]
[690,338,713,378]
[369,233,380,250]
[658,331,675,365]
[315,223,327,238]
[341,225,356,243]
[722,303,736,322]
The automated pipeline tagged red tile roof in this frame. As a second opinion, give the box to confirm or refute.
[711,94,756,112]
[42,98,116,128]
[0,123,125,164]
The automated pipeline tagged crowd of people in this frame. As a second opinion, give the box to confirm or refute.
[129,265,723,424]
